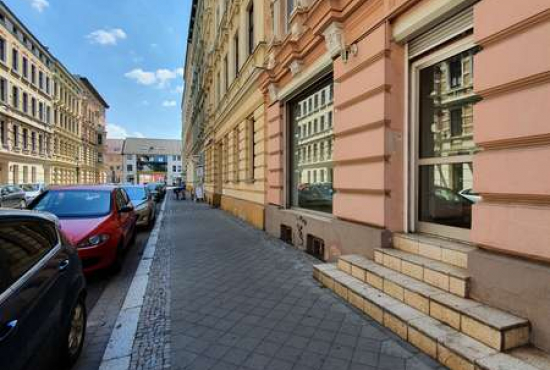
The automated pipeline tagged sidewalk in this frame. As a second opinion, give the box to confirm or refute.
[128,198,447,370]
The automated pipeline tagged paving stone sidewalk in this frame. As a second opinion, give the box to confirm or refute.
[130,198,447,370]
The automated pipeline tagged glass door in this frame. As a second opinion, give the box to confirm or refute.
[412,41,479,240]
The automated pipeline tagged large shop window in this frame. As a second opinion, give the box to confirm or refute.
[417,48,478,230]
[290,79,335,214]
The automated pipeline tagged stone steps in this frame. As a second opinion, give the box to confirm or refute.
[374,247,470,297]
[313,264,541,370]
[393,233,475,269]
[336,255,530,351]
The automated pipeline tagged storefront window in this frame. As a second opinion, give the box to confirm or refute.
[290,80,334,213]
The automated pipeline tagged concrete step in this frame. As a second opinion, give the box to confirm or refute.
[510,346,550,370]
[374,248,470,297]
[313,264,542,370]
[337,255,530,351]
[393,233,476,269]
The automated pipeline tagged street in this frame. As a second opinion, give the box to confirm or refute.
[73,204,161,370]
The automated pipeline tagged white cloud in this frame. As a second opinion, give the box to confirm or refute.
[29,0,49,12]
[87,28,127,46]
[171,85,184,94]
[162,100,177,107]
[125,68,183,89]
[107,123,145,139]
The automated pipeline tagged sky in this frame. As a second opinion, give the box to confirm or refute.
[4,0,191,140]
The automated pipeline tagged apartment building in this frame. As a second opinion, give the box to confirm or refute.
[50,59,82,185]
[122,138,182,185]
[184,0,550,366]
[0,2,54,185]
[78,76,108,184]
[0,1,108,186]
[106,138,123,183]
[183,0,267,228]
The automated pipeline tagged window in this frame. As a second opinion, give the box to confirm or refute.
[31,132,36,151]
[0,220,58,294]
[38,71,44,90]
[12,86,18,109]
[224,56,229,91]
[0,78,6,102]
[247,2,255,55]
[13,125,19,148]
[234,32,239,76]
[38,134,43,154]
[173,155,177,161]
[11,48,18,71]
[449,56,462,88]
[22,92,28,113]
[247,116,256,181]
[450,109,463,136]
[127,164,133,172]
[31,97,36,117]
[31,167,37,183]
[172,165,177,172]
[46,106,50,124]
[22,128,28,149]
[22,57,28,78]
[45,77,50,94]
[290,78,334,213]
[39,102,44,121]
[31,65,36,85]
[0,121,4,145]
[178,166,182,172]
[286,0,295,30]
[0,37,5,62]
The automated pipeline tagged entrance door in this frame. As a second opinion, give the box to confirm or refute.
[411,39,479,241]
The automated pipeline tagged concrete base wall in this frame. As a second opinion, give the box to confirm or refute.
[221,195,264,230]
[205,192,222,208]
[469,249,550,352]
[266,205,387,262]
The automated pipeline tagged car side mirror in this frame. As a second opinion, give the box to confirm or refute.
[119,205,134,213]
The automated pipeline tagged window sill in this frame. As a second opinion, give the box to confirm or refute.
[283,207,335,222]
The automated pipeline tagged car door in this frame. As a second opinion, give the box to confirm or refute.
[0,217,70,370]
[6,187,20,208]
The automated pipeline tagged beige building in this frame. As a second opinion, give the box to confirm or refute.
[183,0,268,228]
[78,76,108,184]
[50,59,82,185]
[105,138,123,183]
[0,3,55,185]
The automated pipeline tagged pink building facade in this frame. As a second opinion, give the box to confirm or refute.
[262,0,550,356]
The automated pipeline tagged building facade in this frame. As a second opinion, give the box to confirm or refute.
[0,1,108,186]
[106,138,123,183]
[184,0,550,364]
[183,0,268,228]
[50,59,82,185]
[0,3,55,185]
[122,138,182,185]
[78,77,108,184]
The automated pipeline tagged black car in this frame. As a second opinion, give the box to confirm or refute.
[146,182,166,202]
[0,210,87,370]
[0,185,27,209]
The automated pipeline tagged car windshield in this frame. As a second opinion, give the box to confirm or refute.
[32,190,112,218]
[124,187,147,201]
[21,184,39,191]
[147,183,158,191]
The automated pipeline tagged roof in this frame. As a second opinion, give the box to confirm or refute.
[49,185,118,192]
[0,209,59,224]
[122,138,182,155]
[77,76,110,108]
[106,139,124,154]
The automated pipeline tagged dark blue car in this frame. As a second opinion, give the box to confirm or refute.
[0,210,87,370]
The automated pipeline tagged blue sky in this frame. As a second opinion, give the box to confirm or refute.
[5,0,191,140]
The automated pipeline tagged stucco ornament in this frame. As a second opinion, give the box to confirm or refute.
[290,21,305,41]
[266,53,276,70]
[268,83,279,102]
[323,22,345,58]
[289,60,303,76]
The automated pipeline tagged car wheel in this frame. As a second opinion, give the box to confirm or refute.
[61,297,87,368]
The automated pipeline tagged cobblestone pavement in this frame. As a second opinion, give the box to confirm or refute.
[131,198,447,370]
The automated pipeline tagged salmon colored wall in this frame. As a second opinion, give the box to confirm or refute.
[472,1,550,261]
[266,103,284,206]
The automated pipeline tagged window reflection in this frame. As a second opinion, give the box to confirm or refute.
[291,82,334,213]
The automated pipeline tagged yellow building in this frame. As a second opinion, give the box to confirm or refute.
[0,3,55,185]
[183,0,268,228]
[50,59,82,185]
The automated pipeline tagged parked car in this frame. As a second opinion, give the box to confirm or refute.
[20,183,47,204]
[123,185,156,228]
[0,185,26,209]
[0,210,87,370]
[146,182,165,202]
[28,185,138,274]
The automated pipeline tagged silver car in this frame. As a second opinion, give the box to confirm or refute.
[122,185,156,228]
[0,185,27,209]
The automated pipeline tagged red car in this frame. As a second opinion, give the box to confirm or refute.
[29,185,138,274]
